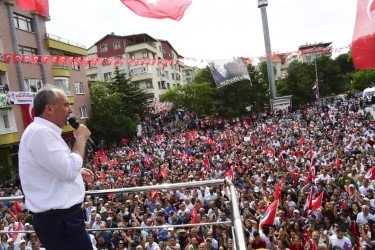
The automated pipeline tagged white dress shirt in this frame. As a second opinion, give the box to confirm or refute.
[19,117,85,213]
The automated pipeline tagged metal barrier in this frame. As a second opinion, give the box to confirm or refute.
[0,179,246,249]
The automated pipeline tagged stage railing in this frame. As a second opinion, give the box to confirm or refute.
[0,179,246,250]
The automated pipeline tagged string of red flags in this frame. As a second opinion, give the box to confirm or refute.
[0,53,182,67]
[0,45,351,67]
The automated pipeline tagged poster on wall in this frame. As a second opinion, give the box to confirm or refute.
[7,91,35,104]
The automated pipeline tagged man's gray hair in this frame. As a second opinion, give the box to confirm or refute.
[33,85,61,117]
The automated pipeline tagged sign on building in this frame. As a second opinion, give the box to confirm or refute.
[7,91,35,104]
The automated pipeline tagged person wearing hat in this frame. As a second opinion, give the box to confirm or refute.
[18,87,94,250]
[17,239,27,250]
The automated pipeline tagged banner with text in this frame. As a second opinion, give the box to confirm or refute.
[7,92,35,104]
[209,59,250,88]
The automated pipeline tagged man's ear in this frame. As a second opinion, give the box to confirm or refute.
[44,104,54,115]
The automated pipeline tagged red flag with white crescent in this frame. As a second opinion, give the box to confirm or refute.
[352,0,375,69]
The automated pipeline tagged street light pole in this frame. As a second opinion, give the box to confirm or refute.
[258,0,277,100]
[313,43,321,105]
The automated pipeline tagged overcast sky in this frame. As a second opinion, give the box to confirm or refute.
[46,0,356,62]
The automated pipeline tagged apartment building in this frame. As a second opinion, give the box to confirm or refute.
[298,42,332,64]
[86,33,194,101]
[259,42,332,79]
[0,0,91,172]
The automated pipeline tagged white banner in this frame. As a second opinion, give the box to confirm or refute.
[7,92,35,104]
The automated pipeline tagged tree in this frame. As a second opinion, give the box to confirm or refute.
[277,60,316,108]
[110,67,150,119]
[160,82,215,116]
[87,68,150,143]
[350,69,375,90]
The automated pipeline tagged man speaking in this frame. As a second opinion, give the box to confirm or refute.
[19,86,94,249]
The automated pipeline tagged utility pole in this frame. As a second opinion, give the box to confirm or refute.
[313,42,321,105]
[258,0,276,99]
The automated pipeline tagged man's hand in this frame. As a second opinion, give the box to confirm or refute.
[81,168,95,184]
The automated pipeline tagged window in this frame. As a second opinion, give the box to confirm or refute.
[104,72,112,81]
[100,44,108,52]
[130,53,135,59]
[142,51,148,58]
[54,77,71,95]
[13,13,33,32]
[71,61,81,70]
[19,46,37,55]
[113,41,120,50]
[75,82,84,94]
[165,71,169,79]
[2,113,10,129]
[176,74,181,81]
[171,73,175,80]
[146,81,153,89]
[306,55,312,64]
[24,78,43,92]
[167,83,170,89]
[130,67,147,76]
[79,106,88,118]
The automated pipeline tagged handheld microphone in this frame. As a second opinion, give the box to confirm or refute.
[68,117,96,151]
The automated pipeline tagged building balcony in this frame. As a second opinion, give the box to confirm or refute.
[62,124,74,133]
[0,62,7,72]
[45,34,87,56]
[126,43,157,54]
[130,72,153,82]
[0,131,20,146]
[52,67,71,77]
[67,96,75,104]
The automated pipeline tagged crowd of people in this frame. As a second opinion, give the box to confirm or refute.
[0,95,375,250]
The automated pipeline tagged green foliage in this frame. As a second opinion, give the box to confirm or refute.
[350,69,375,91]
[87,67,149,143]
[277,60,316,108]
[0,150,12,185]
[161,64,268,118]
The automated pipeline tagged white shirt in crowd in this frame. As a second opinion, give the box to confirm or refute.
[329,235,352,249]
[356,212,375,225]
[18,117,85,213]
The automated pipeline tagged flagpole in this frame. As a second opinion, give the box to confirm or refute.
[313,43,321,105]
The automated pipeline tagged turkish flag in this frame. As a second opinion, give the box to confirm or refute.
[13,54,21,64]
[224,168,234,181]
[40,55,49,64]
[274,181,283,201]
[259,200,279,228]
[34,0,49,17]
[21,104,34,127]
[58,56,66,66]
[66,56,74,66]
[335,156,341,170]
[22,55,31,63]
[365,166,375,180]
[202,157,211,172]
[3,54,12,63]
[31,55,39,64]
[311,192,323,211]
[120,0,192,21]
[192,205,200,223]
[16,0,49,17]
[352,0,375,69]
[50,56,58,65]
